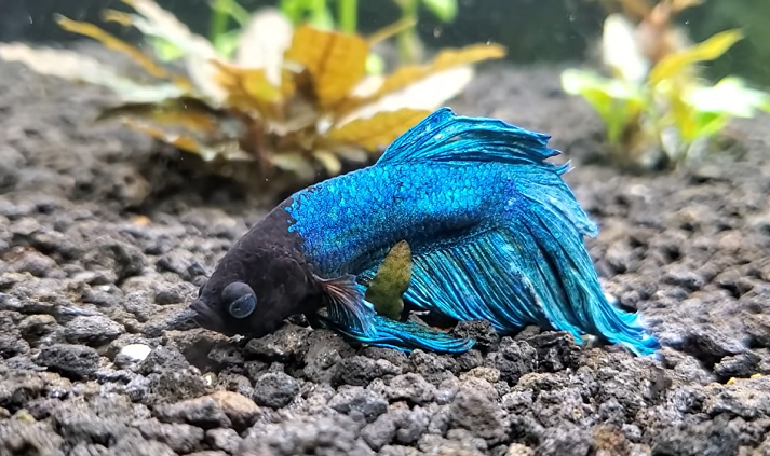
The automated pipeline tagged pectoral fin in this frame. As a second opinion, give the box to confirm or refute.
[315,274,377,337]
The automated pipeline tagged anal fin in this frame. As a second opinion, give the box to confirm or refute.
[315,313,475,354]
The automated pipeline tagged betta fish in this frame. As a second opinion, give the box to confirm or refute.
[189,108,660,356]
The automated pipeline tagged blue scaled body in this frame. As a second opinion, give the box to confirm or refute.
[284,108,659,356]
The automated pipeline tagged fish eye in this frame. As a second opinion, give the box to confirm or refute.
[222,281,257,319]
[228,294,256,319]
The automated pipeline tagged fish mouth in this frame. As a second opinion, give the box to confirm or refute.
[188,299,227,334]
[188,299,281,339]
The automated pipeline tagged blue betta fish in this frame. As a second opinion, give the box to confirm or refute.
[189,108,660,356]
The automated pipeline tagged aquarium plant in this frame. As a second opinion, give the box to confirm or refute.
[394,0,459,64]
[562,0,770,171]
[0,0,504,194]
[149,0,251,61]
[280,0,336,30]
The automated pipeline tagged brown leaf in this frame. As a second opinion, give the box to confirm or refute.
[210,60,286,118]
[600,0,652,18]
[366,17,417,47]
[120,119,249,164]
[54,14,192,91]
[270,152,318,182]
[284,26,369,110]
[324,108,431,152]
[669,0,702,13]
[381,44,505,96]
[122,120,208,154]
[311,150,343,176]
[335,43,505,117]
[96,98,224,136]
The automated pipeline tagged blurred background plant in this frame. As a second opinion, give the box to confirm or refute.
[0,0,504,198]
[151,0,251,60]
[561,0,770,172]
[150,0,460,75]
[0,0,768,179]
[3,0,769,85]
[393,0,458,65]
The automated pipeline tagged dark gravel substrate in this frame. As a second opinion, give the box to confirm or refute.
[2,42,770,456]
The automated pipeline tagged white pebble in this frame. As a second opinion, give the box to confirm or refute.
[119,344,152,362]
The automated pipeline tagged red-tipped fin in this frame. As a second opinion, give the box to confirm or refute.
[315,274,377,337]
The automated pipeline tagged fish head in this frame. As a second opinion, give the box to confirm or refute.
[188,246,317,338]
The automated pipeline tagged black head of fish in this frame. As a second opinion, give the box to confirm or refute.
[188,205,320,337]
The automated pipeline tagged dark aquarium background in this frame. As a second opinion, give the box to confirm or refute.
[2,0,768,86]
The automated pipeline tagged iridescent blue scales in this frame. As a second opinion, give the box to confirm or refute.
[283,107,660,356]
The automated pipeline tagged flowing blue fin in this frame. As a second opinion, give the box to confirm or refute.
[376,107,599,239]
[374,109,658,356]
[399,197,660,356]
[313,313,475,354]
[320,108,659,356]
[376,107,563,170]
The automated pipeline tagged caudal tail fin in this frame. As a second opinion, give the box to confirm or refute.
[505,168,660,355]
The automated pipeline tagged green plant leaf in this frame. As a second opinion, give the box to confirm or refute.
[309,6,335,30]
[560,68,645,144]
[366,53,385,75]
[688,77,770,118]
[690,111,730,140]
[209,0,250,26]
[670,90,698,142]
[422,0,458,23]
[281,0,303,25]
[649,29,743,86]
[212,28,242,58]
[148,36,186,61]
[561,69,642,101]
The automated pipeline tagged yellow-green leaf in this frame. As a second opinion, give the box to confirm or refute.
[338,43,505,117]
[422,0,458,23]
[691,111,730,140]
[670,91,697,142]
[649,29,743,86]
[148,36,186,61]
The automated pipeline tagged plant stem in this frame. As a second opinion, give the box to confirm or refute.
[397,0,420,65]
[210,0,229,46]
[280,0,296,25]
[338,0,357,33]
[311,0,328,27]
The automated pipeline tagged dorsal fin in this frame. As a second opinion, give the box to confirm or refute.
[375,107,567,173]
